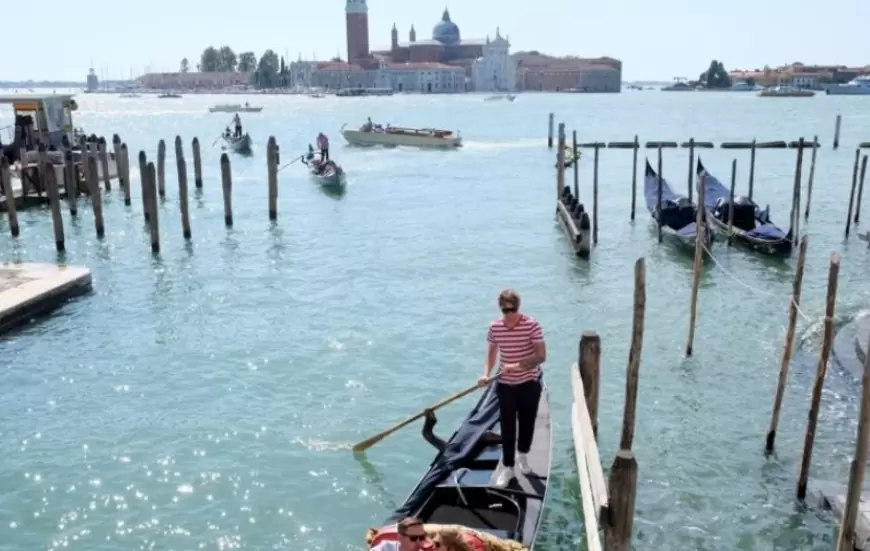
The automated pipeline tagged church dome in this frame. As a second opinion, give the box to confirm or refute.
[432,9,460,45]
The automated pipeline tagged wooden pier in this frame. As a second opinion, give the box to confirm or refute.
[0,262,91,335]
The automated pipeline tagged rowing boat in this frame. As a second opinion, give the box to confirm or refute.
[367,383,552,549]
[696,159,792,256]
[309,161,346,190]
[644,160,712,252]
[222,133,253,156]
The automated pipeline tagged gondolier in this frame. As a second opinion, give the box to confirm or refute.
[233,113,242,138]
[316,132,329,161]
[478,289,545,488]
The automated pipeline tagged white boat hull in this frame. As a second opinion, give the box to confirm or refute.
[826,87,870,95]
[209,105,264,113]
[341,128,461,149]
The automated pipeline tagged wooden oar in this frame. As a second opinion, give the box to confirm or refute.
[278,155,305,172]
[352,375,497,453]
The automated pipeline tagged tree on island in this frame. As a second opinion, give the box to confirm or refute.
[218,46,237,72]
[200,47,220,72]
[253,50,280,88]
[180,58,190,73]
[698,60,732,89]
[238,52,257,73]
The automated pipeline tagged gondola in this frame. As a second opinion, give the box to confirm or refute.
[222,133,253,156]
[696,159,792,256]
[365,383,552,550]
[644,159,712,252]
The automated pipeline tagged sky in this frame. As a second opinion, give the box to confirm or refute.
[2,0,866,81]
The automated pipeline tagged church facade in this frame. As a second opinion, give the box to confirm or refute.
[289,1,514,93]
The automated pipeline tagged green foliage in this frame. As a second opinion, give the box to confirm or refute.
[238,52,257,73]
[252,50,280,88]
[697,60,732,89]
[180,58,189,73]
[199,46,240,72]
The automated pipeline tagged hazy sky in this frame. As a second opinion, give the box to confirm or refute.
[3,0,866,81]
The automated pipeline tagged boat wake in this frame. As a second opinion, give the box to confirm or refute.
[460,138,541,150]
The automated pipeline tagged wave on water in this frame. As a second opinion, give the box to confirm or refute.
[460,138,542,151]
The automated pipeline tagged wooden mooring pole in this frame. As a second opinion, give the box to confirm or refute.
[685,170,707,356]
[603,256,644,551]
[547,113,554,149]
[846,149,861,238]
[146,162,160,253]
[267,136,278,220]
[796,252,841,500]
[765,235,808,454]
[804,137,818,219]
[1,157,19,237]
[833,114,842,150]
[578,332,600,438]
[221,153,233,226]
[854,155,868,224]
[44,161,65,251]
[556,123,566,201]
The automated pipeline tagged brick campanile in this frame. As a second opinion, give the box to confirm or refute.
[345,0,369,63]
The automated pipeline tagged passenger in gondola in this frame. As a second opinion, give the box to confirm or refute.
[224,127,231,139]
[367,517,432,551]
[232,113,242,138]
[361,117,374,132]
[478,289,545,489]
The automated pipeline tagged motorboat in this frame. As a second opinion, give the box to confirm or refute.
[758,86,815,97]
[157,92,182,98]
[826,75,870,95]
[484,94,516,101]
[209,103,264,113]
[341,122,461,148]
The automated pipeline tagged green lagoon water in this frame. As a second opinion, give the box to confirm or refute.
[2,91,870,550]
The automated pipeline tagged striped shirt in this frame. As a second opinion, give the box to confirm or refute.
[487,315,544,385]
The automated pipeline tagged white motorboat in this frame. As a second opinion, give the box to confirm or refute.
[209,103,264,113]
[758,85,815,97]
[484,94,516,101]
[340,122,461,149]
[826,75,870,95]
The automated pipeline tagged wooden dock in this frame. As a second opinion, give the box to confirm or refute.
[814,481,870,550]
[0,263,92,334]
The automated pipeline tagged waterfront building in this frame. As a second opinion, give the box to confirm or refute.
[513,53,621,92]
[86,68,99,92]
[136,71,250,90]
[470,29,515,92]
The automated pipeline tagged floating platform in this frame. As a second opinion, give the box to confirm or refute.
[0,263,92,334]
[813,480,870,550]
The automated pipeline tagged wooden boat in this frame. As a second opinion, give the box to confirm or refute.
[157,92,182,98]
[308,159,346,190]
[341,123,461,148]
[222,133,253,155]
[367,383,552,549]
[644,160,712,252]
[208,104,263,113]
[757,86,815,98]
[696,159,792,256]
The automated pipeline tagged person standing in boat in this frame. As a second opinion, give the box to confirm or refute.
[316,132,329,161]
[232,113,242,138]
[478,289,546,488]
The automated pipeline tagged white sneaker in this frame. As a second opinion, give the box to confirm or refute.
[516,454,532,475]
[493,465,514,488]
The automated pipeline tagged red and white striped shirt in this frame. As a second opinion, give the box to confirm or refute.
[487,315,544,385]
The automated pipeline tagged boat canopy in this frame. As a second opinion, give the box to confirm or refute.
[0,94,78,148]
[387,386,500,522]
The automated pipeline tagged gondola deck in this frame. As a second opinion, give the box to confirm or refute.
[381,385,552,549]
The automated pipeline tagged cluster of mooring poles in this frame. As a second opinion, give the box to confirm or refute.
[0,135,284,253]
[570,256,645,551]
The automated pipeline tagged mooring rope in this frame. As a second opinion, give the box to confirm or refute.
[701,243,813,322]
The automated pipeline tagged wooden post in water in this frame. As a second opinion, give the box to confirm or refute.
[790,138,804,247]
[727,159,736,244]
[547,113,554,148]
[156,139,166,198]
[836,328,870,551]
[804,137,818,219]
[603,256,645,551]
[36,143,48,196]
[146,163,160,252]
[119,144,131,206]
[656,146,663,242]
[63,149,77,216]
[556,123,566,202]
[98,137,111,191]
[578,331,600,439]
[765,235,808,455]
[44,162,65,251]
[138,151,149,221]
[177,156,191,240]
[592,145,599,245]
[845,149,860,238]
[0,157,19,236]
[87,156,105,238]
[685,171,706,357]
[572,131,579,198]
[112,134,123,191]
[267,136,278,220]
[686,138,696,201]
[631,136,639,220]
[854,155,868,224]
[833,114,842,150]
[174,135,184,163]
[220,153,233,226]
[748,139,757,200]
[796,253,841,500]
[192,137,203,188]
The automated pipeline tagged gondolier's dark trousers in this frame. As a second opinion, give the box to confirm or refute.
[495,379,542,468]
[234,124,242,138]
[320,148,329,161]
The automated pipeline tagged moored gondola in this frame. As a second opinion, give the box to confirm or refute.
[696,158,792,256]
[644,159,712,252]
[364,384,552,550]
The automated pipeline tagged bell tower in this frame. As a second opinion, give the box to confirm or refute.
[345,0,369,63]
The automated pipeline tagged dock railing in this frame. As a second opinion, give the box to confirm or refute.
[571,257,645,551]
